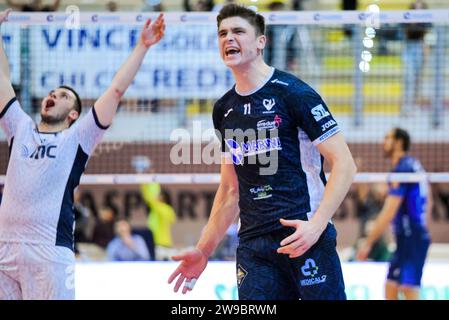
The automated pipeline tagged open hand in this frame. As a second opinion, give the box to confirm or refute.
[356,240,372,261]
[0,9,12,25]
[140,13,165,48]
[168,248,208,294]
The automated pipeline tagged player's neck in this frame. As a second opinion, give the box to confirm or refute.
[232,60,272,95]
[391,150,406,166]
[38,121,68,133]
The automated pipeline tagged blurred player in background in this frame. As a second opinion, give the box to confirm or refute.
[168,4,356,300]
[357,128,431,300]
[0,9,165,299]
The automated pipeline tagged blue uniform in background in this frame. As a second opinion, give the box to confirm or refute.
[213,68,346,300]
[387,156,431,286]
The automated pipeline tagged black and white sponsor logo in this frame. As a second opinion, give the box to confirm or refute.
[224,108,233,118]
[271,78,289,86]
[311,104,330,122]
[315,126,340,145]
[321,119,336,132]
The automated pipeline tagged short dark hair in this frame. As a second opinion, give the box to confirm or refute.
[59,85,82,116]
[217,4,265,36]
[393,127,411,152]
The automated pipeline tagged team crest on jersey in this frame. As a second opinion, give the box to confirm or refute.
[262,99,276,114]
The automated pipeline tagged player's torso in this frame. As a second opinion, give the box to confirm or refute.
[392,156,429,236]
[0,121,81,243]
[217,73,327,237]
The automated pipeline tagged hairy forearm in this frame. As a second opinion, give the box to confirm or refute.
[196,185,239,258]
[311,158,357,230]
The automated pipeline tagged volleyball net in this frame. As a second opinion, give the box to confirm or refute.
[1,9,449,262]
[0,10,448,181]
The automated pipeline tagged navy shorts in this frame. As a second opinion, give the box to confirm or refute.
[387,233,430,287]
[236,223,346,300]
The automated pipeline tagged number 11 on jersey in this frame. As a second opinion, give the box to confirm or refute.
[244,103,251,115]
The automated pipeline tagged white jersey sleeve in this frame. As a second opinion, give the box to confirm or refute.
[72,106,109,155]
[0,97,33,145]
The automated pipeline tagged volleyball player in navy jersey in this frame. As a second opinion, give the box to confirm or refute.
[169,4,356,300]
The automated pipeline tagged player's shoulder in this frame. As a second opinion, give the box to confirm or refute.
[396,155,424,173]
[270,69,321,99]
[214,87,237,112]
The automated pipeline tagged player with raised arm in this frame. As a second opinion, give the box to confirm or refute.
[0,9,165,300]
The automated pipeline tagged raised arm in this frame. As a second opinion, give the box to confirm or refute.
[93,14,165,127]
[168,158,240,294]
[0,9,16,113]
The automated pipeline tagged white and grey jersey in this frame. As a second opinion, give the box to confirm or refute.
[0,97,108,251]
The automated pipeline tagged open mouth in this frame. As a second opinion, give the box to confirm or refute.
[45,99,55,110]
[225,47,241,57]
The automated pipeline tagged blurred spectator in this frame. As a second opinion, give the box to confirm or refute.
[346,183,392,262]
[341,0,357,38]
[265,1,299,72]
[292,0,305,10]
[107,219,150,261]
[402,0,430,116]
[141,183,176,250]
[91,206,116,249]
[354,219,392,262]
[341,0,357,10]
[196,0,214,11]
[6,0,61,11]
[142,0,163,11]
[212,0,235,12]
[106,1,118,12]
[211,221,239,261]
[132,227,156,261]
[184,0,215,11]
[73,189,93,255]
[353,183,385,237]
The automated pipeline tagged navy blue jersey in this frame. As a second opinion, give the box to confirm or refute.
[388,156,430,237]
[213,68,340,239]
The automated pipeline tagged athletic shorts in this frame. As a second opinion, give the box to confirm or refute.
[387,233,430,287]
[0,242,75,300]
[236,222,346,300]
